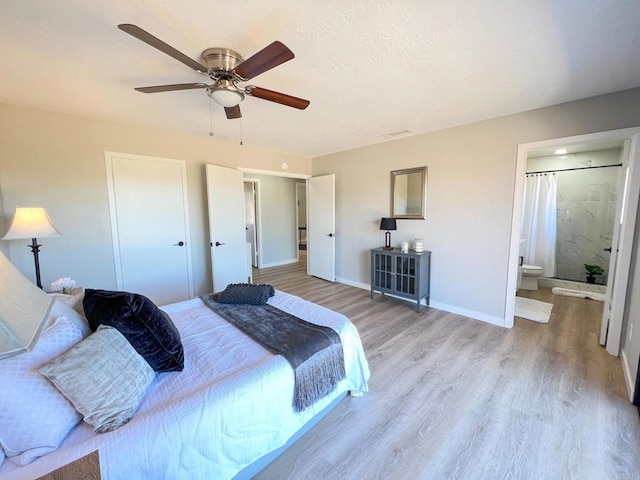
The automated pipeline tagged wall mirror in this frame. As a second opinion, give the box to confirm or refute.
[391,167,427,219]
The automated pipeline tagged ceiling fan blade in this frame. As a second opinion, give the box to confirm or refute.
[246,86,310,110]
[225,105,242,119]
[234,41,294,80]
[134,83,207,94]
[118,24,208,73]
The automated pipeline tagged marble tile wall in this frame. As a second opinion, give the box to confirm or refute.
[526,148,622,285]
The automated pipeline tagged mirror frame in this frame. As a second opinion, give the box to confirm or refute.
[390,166,427,219]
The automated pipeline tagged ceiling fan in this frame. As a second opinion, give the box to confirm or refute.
[118,24,310,119]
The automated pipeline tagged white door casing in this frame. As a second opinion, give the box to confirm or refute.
[105,152,193,306]
[206,164,248,291]
[308,174,335,282]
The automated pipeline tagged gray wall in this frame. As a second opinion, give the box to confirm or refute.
[3,89,640,397]
[0,103,310,295]
[244,174,298,267]
[313,88,640,326]
[0,182,7,258]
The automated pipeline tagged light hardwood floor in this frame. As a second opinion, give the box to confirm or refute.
[252,256,640,480]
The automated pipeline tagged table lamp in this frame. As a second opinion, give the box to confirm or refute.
[380,217,397,250]
[2,207,61,289]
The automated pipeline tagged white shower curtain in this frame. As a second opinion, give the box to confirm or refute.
[521,173,557,277]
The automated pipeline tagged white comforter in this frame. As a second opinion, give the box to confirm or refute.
[0,291,370,480]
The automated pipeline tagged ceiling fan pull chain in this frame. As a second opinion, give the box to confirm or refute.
[209,98,214,137]
[240,117,243,146]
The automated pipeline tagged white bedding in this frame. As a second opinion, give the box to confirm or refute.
[0,291,369,480]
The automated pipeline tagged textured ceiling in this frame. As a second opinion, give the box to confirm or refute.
[1,0,640,158]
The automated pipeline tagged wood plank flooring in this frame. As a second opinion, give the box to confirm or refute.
[252,256,640,480]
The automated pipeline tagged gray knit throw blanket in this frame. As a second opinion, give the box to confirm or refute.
[201,294,346,411]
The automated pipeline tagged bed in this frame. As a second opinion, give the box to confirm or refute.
[0,289,370,480]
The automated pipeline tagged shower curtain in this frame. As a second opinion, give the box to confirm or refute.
[521,173,557,277]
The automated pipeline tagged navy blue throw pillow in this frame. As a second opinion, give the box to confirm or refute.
[83,289,184,372]
[215,283,275,305]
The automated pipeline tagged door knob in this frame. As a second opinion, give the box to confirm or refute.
[604,247,612,253]
[327,233,335,237]
[215,241,226,247]
[173,241,185,247]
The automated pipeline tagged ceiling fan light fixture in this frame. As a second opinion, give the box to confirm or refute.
[207,80,245,107]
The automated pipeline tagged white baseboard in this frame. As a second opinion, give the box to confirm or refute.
[336,277,369,290]
[260,258,298,268]
[621,348,636,402]
[335,277,507,328]
[428,301,506,327]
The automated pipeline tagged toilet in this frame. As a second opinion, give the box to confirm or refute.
[517,239,544,291]
[519,264,543,290]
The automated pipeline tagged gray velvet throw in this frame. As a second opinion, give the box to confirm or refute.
[201,294,346,411]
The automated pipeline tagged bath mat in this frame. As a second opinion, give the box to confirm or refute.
[551,287,605,302]
[514,297,553,324]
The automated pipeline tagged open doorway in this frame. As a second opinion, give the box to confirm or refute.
[242,170,309,269]
[239,167,335,283]
[296,182,307,251]
[506,127,640,359]
[513,141,624,343]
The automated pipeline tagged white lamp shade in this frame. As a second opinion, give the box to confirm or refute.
[209,89,244,107]
[207,80,245,108]
[0,250,54,359]
[2,207,61,240]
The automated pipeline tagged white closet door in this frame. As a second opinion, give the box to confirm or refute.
[206,164,248,291]
[308,174,335,282]
[106,152,193,306]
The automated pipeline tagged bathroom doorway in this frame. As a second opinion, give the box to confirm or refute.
[506,127,640,357]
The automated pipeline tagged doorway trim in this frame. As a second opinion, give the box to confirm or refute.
[506,127,640,348]
[237,167,310,180]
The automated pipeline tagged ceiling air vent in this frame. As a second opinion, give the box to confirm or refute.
[382,130,412,139]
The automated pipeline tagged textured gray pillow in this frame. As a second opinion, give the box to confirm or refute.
[215,283,275,305]
[39,325,155,433]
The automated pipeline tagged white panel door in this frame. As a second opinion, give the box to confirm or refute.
[600,163,627,345]
[601,137,640,355]
[308,174,335,282]
[106,153,192,306]
[206,164,248,291]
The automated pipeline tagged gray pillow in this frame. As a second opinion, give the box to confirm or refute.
[215,283,275,305]
[39,325,155,433]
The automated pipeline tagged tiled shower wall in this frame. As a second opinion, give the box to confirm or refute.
[526,148,622,285]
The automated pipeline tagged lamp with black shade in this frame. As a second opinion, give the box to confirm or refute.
[379,217,397,250]
[2,207,61,289]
